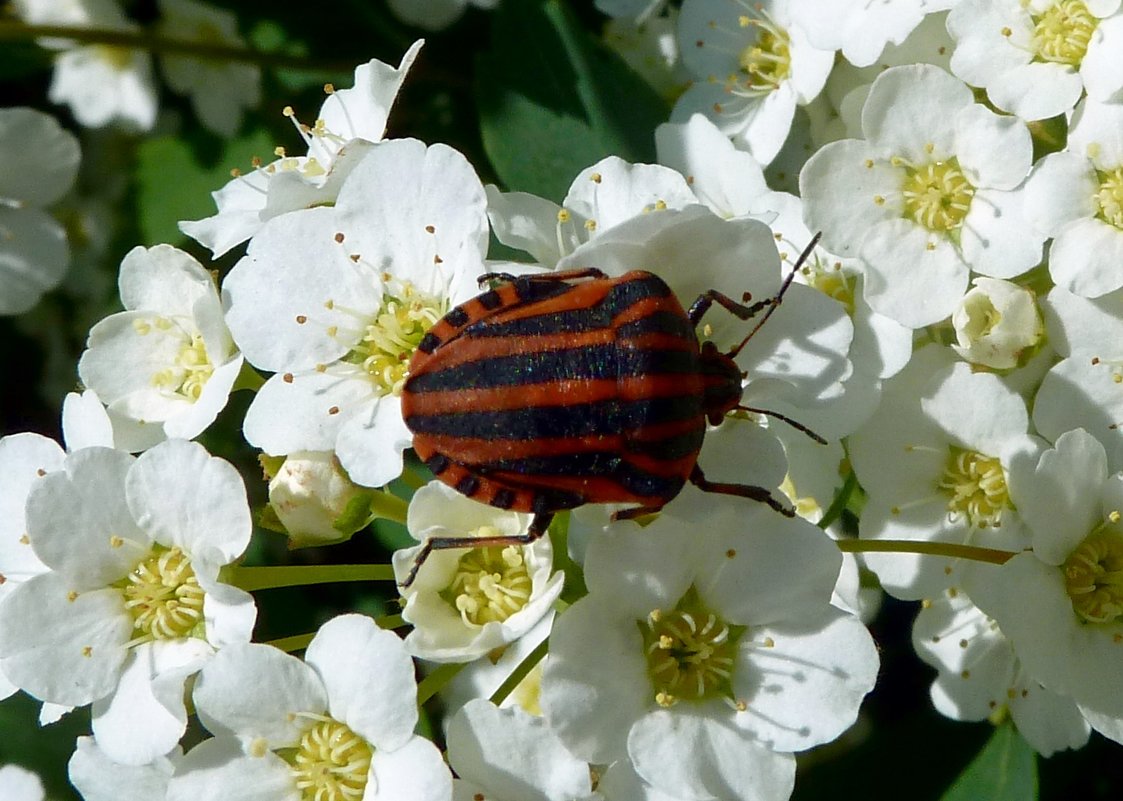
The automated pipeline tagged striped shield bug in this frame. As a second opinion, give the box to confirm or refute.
[398,234,824,585]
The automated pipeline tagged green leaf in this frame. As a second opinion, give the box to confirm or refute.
[476,0,669,203]
[940,723,1038,801]
[135,127,275,248]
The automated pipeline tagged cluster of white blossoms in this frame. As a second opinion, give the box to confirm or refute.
[6,0,1123,797]
[12,0,260,135]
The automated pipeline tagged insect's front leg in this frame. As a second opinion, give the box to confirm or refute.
[687,289,774,328]
[399,512,555,588]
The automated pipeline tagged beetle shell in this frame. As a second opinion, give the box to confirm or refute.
[401,270,711,515]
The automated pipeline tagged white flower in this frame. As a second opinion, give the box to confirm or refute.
[68,736,179,801]
[14,0,158,130]
[541,494,878,801]
[788,0,955,68]
[180,41,423,257]
[487,155,697,268]
[156,0,261,137]
[386,0,497,30]
[447,700,597,801]
[913,587,1091,756]
[948,0,1123,121]
[800,65,1043,328]
[1025,99,1123,298]
[392,482,563,663]
[225,138,488,488]
[77,244,244,442]
[672,0,834,165]
[951,277,1045,369]
[0,107,79,315]
[962,429,1123,744]
[179,615,451,801]
[849,348,1042,599]
[1032,284,1123,470]
[0,764,45,801]
[0,439,255,765]
[267,451,373,547]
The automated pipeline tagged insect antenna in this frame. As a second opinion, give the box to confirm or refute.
[735,405,827,444]
[728,232,822,359]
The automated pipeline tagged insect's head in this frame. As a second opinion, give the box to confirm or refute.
[699,340,744,425]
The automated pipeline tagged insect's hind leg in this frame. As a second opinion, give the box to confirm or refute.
[398,512,555,588]
[689,465,794,517]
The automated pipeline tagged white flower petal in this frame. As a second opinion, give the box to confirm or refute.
[304,615,419,750]
[1049,217,1123,298]
[334,396,412,488]
[861,65,972,162]
[0,107,79,205]
[166,738,299,801]
[125,439,250,563]
[367,736,452,801]
[0,206,69,315]
[68,736,176,801]
[953,104,1031,190]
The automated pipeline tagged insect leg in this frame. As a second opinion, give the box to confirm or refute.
[612,504,665,521]
[687,290,773,327]
[398,512,555,588]
[689,465,795,517]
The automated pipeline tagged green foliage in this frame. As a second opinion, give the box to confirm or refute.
[136,127,275,247]
[941,723,1038,801]
[476,0,669,203]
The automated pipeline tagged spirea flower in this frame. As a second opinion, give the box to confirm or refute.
[788,0,955,68]
[800,64,1043,329]
[948,0,1123,121]
[392,481,564,663]
[962,429,1123,744]
[0,439,256,765]
[77,244,244,442]
[950,277,1045,370]
[156,0,261,137]
[180,42,422,258]
[849,348,1042,599]
[14,0,158,130]
[673,0,834,165]
[177,614,451,801]
[1025,99,1123,298]
[224,138,488,488]
[541,493,878,801]
[0,106,80,315]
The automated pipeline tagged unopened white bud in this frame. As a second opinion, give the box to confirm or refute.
[951,278,1043,370]
[268,451,370,547]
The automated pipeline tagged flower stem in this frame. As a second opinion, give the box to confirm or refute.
[265,632,315,653]
[834,538,1018,565]
[490,636,549,706]
[369,490,408,525]
[417,663,467,706]
[224,563,395,591]
[818,470,858,531]
[0,20,357,72]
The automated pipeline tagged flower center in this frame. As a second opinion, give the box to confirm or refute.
[146,323,214,402]
[937,448,1010,528]
[641,586,743,706]
[899,157,976,232]
[1064,528,1123,624]
[92,45,136,71]
[958,292,1002,341]
[1031,0,1097,66]
[442,531,532,626]
[121,547,205,640]
[1095,167,1123,229]
[291,718,372,801]
[343,282,444,396]
[801,259,856,316]
[736,12,792,93]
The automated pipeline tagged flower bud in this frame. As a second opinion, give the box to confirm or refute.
[951,277,1043,370]
[267,451,371,547]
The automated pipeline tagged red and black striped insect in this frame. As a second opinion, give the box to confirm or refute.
[399,235,823,585]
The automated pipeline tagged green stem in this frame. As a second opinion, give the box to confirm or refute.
[417,663,467,706]
[378,613,406,630]
[265,632,315,653]
[490,636,549,707]
[0,20,356,72]
[369,490,409,526]
[818,470,858,531]
[224,563,395,591]
[231,361,265,394]
[835,538,1018,565]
